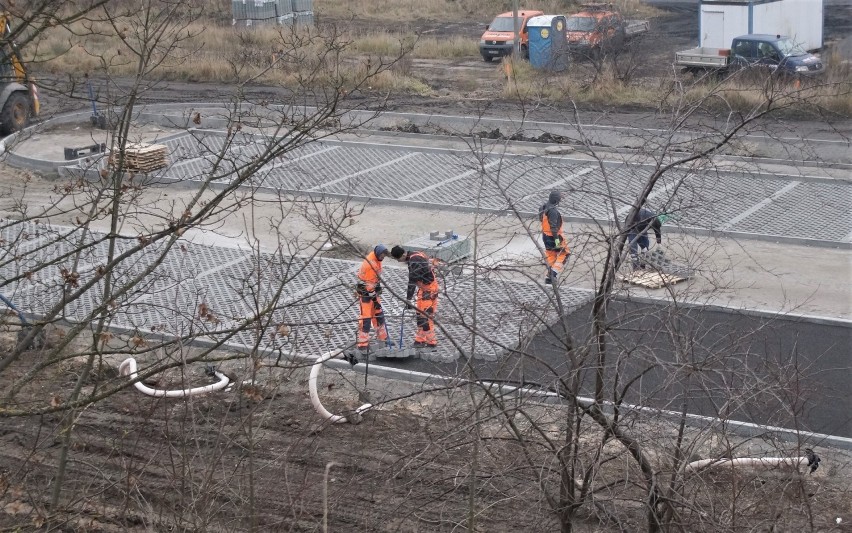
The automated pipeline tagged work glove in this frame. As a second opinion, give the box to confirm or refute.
[656,238,662,245]
[405,300,415,310]
[561,252,571,265]
[554,237,563,249]
[375,283,383,295]
[366,290,376,299]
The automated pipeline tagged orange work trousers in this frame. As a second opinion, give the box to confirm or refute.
[545,247,570,274]
[357,295,387,348]
[413,281,439,346]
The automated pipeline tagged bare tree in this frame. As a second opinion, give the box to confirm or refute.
[0,2,848,531]
[413,65,850,532]
[0,0,413,526]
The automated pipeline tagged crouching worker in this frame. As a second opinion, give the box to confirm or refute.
[390,245,439,349]
[625,206,662,270]
[356,244,391,352]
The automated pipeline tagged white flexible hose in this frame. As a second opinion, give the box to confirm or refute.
[309,350,373,424]
[686,456,808,472]
[118,357,230,398]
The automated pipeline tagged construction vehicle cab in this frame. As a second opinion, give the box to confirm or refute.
[0,11,39,135]
[566,3,626,54]
[479,9,544,62]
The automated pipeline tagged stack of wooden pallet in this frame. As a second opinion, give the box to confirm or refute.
[110,143,169,172]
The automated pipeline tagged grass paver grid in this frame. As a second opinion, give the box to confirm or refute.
[4,221,589,362]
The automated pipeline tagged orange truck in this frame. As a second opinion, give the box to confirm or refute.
[565,3,649,56]
[479,9,544,62]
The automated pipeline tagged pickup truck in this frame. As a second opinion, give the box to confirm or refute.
[675,34,825,77]
[479,9,544,62]
[565,3,649,56]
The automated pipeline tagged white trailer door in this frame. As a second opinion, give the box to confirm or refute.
[702,11,725,48]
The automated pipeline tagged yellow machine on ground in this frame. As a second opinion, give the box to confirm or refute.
[0,11,39,135]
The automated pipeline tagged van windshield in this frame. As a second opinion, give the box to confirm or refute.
[488,17,518,32]
[566,16,596,31]
[776,37,807,56]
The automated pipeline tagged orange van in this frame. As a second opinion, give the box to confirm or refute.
[479,9,544,62]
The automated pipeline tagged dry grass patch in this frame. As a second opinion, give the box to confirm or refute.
[352,32,478,59]
[501,59,660,107]
[498,55,851,114]
[316,0,574,22]
[678,74,852,118]
[29,18,431,93]
[314,0,660,23]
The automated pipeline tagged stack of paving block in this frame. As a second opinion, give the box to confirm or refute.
[619,248,694,289]
[232,0,312,27]
[110,143,169,172]
[404,230,471,265]
[642,248,695,278]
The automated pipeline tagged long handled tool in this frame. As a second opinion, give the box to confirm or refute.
[86,75,107,129]
[382,318,394,349]
[398,309,406,350]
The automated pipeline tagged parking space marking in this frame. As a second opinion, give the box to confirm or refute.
[400,160,502,200]
[311,152,419,190]
[718,181,801,231]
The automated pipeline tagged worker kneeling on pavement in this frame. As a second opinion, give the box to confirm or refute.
[539,190,570,284]
[390,245,439,349]
[356,244,391,351]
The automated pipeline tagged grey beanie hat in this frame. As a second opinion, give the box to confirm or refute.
[548,190,561,204]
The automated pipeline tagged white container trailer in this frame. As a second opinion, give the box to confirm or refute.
[699,0,823,51]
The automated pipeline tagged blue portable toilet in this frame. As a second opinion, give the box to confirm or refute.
[527,15,569,71]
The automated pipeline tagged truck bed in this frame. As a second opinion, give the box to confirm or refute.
[624,20,649,37]
[674,47,730,69]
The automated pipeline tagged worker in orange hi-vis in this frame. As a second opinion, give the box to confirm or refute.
[355,244,391,351]
[390,245,439,349]
[539,190,570,285]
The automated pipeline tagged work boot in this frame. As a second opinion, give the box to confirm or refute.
[412,341,426,348]
[546,269,557,285]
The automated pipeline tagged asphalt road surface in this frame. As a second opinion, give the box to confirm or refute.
[381,299,852,439]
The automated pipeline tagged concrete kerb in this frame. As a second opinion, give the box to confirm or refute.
[618,294,852,327]
[4,103,851,250]
[9,288,851,450]
[9,102,847,182]
[297,347,852,451]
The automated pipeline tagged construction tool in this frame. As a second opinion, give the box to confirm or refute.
[435,232,458,247]
[398,308,406,350]
[85,75,107,129]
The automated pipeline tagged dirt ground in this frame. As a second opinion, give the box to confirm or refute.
[1,3,851,531]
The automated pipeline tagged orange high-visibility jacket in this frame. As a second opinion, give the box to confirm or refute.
[357,250,382,291]
[540,203,564,238]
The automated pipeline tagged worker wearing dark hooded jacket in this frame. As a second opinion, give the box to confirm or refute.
[539,190,570,284]
[625,207,662,270]
[356,244,390,350]
[390,245,439,348]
